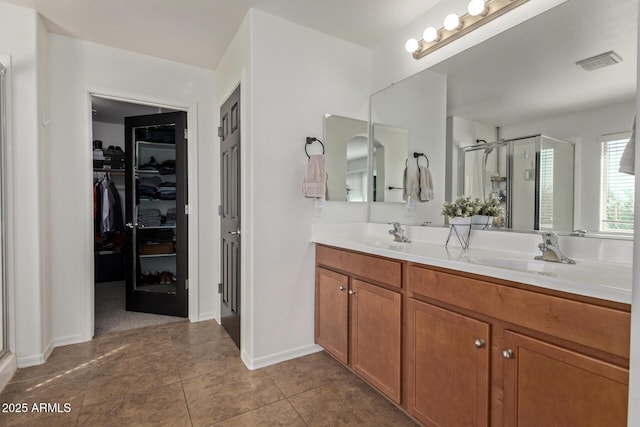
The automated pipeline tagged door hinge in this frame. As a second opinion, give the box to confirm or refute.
[218,283,223,294]
[218,205,223,216]
[185,205,190,215]
[184,128,188,140]
[185,279,189,290]
[217,126,223,137]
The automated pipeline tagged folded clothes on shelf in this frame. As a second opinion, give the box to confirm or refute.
[138,208,162,227]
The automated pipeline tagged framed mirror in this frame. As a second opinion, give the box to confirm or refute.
[323,114,368,202]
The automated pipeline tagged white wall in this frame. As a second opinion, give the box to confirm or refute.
[0,2,49,367]
[47,34,216,349]
[501,101,635,232]
[234,9,370,368]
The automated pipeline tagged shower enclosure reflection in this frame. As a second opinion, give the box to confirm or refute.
[460,135,574,231]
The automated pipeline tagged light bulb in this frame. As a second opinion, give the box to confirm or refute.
[423,27,440,43]
[468,0,487,16]
[443,13,461,31]
[405,38,419,53]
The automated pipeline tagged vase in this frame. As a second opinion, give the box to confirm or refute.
[446,216,472,248]
[472,215,494,230]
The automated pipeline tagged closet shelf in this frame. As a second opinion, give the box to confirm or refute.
[139,253,176,259]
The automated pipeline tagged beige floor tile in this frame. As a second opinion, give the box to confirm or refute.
[84,349,180,406]
[77,381,191,427]
[10,340,97,383]
[93,327,174,364]
[209,399,307,427]
[0,394,83,427]
[289,377,417,427]
[183,369,284,427]
[173,339,242,381]
[167,319,230,347]
[0,321,421,426]
[265,351,353,397]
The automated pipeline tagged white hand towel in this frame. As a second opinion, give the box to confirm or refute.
[411,166,434,202]
[302,154,326,198]
[619,116,635,175]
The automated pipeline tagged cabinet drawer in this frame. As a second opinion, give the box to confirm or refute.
[407,264,631,359]
[316,245,402,288]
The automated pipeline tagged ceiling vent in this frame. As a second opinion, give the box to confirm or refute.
[576,51,622,71]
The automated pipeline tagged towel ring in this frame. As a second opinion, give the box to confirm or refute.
[305,137,325,159]
[413,152,429,168]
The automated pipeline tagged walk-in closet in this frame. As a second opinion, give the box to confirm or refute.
[92,96,186,334]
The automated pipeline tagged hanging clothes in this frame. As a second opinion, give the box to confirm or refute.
[94,175,124,236]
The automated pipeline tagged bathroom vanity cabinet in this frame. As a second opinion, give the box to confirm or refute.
[315,245,402,403]
[315,244,631,426]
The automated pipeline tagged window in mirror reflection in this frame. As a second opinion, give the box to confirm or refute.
[600,134,634,232]
[323,115,368,202]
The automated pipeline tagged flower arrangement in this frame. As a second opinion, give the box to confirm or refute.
[478,194,504,217]
[441,196,481,218]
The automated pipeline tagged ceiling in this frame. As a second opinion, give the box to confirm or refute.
[1,0,441,70]
[428,0,637,127]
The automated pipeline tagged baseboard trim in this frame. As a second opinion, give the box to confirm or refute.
[53,334,85,348]
[17,339,54,368]
[198,311,217,322]
[241,343,323,370]
[0,353,17,391]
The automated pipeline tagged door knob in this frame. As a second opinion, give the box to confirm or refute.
[339,286,345,291]
[348,289,356,295]
[228,229,241,236]
[502,349,515,359]
[474,339,486,349]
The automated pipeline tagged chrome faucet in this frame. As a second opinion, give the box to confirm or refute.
[389,222,411,243]
[534,231,575,264]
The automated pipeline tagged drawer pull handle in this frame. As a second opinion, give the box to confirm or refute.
[502,349,515,359]
[474,339,486,349]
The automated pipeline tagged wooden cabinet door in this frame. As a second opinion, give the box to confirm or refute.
[406,298,490,427]
[503,331,628,427]
[315,267,349,364]
[350,279,402,403]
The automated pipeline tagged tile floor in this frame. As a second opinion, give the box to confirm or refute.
[0,320,418,426]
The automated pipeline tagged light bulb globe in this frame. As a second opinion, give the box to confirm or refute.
[468,0,486,16]
[423,27,439,43]
[405,38,419,53]
[443,13,461,31]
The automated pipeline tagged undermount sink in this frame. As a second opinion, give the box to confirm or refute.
[468,257,560,276]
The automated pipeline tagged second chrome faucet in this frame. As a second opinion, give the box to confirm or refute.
[535,231,575,264]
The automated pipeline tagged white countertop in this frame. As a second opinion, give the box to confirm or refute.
[312,223,633,304]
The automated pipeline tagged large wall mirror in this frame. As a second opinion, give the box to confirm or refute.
[372,0,636,237]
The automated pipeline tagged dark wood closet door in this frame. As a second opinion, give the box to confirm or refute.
[124,111,188,317]
[220,86,241,349]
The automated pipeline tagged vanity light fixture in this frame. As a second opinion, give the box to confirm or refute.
[406,0,529,59]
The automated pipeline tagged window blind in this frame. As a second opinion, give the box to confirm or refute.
[539,148,554,229]
[600,138,634,232]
